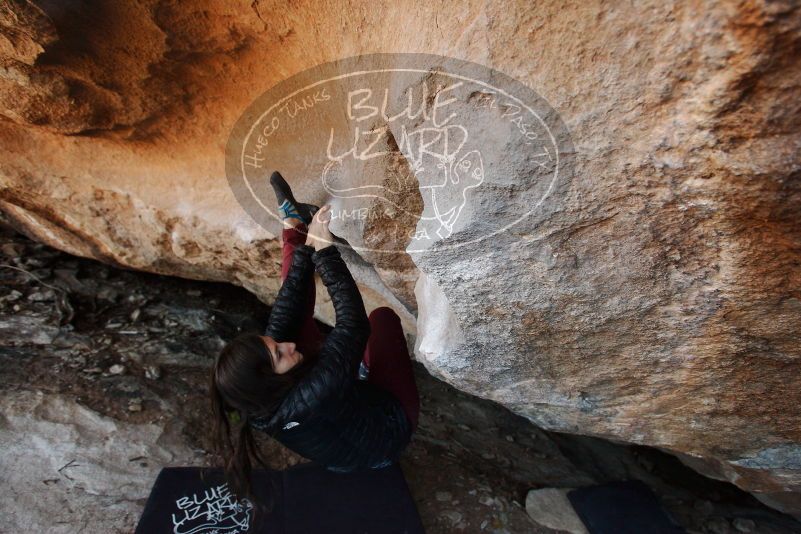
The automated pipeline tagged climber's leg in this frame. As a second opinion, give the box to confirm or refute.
[281,224,323,357]
[363,307,420,431]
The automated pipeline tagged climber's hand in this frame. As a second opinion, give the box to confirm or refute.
[305,204,333,251]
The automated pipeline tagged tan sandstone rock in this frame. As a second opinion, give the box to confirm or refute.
[0,0,799,515]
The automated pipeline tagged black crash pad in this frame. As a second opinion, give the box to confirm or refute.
[567,480,685,534]
[135,463,424,534]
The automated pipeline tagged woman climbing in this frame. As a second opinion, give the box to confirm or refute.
[210,171,420,506]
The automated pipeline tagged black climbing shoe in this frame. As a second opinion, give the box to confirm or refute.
[270,171,319,224]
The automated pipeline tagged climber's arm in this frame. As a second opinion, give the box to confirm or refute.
[305,244,371,394]
[264,244,315,341]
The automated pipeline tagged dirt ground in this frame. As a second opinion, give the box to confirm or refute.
[2,223,799,533]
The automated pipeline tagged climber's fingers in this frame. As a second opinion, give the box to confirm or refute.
[306,204,333,249]
[315,204,332,224]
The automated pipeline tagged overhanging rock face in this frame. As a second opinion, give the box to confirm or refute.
[1,0,800,515]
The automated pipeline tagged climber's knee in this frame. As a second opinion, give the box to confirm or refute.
[369,306,399,325]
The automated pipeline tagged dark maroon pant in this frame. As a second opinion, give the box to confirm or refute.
[281,226,420,431]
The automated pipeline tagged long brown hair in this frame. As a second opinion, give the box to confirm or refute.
[209,332,315,520]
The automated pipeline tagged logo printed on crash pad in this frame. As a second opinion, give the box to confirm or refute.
[171,482,252,534]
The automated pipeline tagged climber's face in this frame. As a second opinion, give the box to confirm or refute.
[260,336,304,375]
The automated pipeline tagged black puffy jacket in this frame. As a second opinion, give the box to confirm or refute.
[250,244,412,471]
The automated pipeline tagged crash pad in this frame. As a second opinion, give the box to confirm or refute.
[567,480,685,534]
[135,463,424,533]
